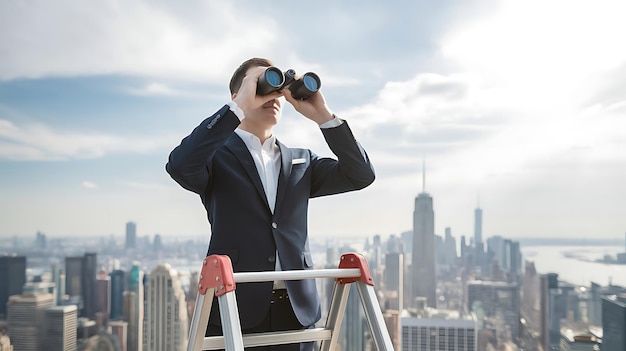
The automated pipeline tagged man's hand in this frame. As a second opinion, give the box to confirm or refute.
[233,66,283,114]
[283,87,334,125]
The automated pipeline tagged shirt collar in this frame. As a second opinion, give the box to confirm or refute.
[234,128,277,153]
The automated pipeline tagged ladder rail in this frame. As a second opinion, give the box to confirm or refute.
[320,283,352,351]
[356,282,395,350]
[188,292,213,351]
[232,268,362,283]
[202,328,332,349]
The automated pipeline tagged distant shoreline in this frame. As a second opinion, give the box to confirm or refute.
[513,238,624,247]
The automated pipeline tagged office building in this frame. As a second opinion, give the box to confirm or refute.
[125,263,143,351]
[467,281,520,343]
[7,292,55,351]
[540,273,561,351]
[95,269,111,325]
[65,253,98,318]
[125,221,137,250]
[384,309,401,350]
[110,269,125,320]
[474,207,482,246]
[82,253,98,318]
[384,252,404,311]
[144,264,188,351]
[601,294,626,351]
[487,237,522,282]
[0,256,26,319]
[109,320,128,351]
[65,256,83,299]
[411,184,436,308]
[51,262,66,305]
[401,311,477,351]
[44,305,78,351]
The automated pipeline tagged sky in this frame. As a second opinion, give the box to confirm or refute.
[1,0,625,243]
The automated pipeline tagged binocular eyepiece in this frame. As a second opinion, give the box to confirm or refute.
[257,66,321,100]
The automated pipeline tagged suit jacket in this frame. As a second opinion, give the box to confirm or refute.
[166,104,375,329]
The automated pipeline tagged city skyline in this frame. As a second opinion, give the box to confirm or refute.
[2,1,626,240]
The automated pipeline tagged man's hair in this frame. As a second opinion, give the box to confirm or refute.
[229,57,274,95]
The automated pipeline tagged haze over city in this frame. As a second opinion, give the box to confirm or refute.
[1,0,625,240]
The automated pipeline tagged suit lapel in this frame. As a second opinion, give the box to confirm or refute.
[224,134,270,210]
[275,140,292,212]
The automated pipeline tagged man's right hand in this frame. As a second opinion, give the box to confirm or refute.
[232,66,283,114]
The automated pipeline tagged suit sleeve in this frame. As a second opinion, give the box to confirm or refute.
[166,104,240,194]
[310,120,375,197]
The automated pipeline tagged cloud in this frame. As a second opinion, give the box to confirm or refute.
[442,0,626,99]
[82,181,97,189]
[125,82,211,98]
[0,0,282,82]
[0,119,175,161]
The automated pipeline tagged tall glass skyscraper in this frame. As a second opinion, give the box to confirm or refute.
[126,262,143,351]
[110,269,126,320]
[602,294,626,351]
[126,221,137,250]
[474,207,482,246]
[412,191,436,308]
[0,255,26,319]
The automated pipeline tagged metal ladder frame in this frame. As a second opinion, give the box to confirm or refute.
[187,252,394,351]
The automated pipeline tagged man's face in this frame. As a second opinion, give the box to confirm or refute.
[238,66,284,128]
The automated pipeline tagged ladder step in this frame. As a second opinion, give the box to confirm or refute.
[201,328,332,350]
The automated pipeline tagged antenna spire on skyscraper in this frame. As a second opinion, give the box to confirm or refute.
[422,158,426,193]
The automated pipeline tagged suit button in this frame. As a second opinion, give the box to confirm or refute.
[268,256,276,263]
[272,222,277,229]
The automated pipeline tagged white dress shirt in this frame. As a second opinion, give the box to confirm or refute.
[228,101,342,288]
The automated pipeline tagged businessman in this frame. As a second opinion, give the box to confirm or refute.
[166,58,375,350]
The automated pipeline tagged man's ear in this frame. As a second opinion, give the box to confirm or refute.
[232,93,237,100]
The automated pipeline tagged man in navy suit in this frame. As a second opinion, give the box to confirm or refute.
[166,58,375,350]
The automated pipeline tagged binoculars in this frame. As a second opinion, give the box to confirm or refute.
[257,67,321,99]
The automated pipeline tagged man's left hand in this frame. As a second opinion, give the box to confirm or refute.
[283,88,334,125]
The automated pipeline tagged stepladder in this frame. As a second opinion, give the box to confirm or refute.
[186,252,394,351]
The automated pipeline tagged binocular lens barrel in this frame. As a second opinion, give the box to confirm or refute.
[257,67,285,95]
[255,67,321,99]
[289,72,321,100]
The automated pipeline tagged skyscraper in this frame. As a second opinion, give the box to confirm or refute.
[51,262,66,305]
[125,221,137,250]
[44,305,78,351]
[95,268,111,325]
[110,269,126,320]
[144,264,188,351]
[7,292,55,351]
[412,188,436,308]
[601,294,626,351]
[65,256,83,300]
[65,253,98,318]
[126,263,143,351]
[474,207,482,246]
[82,252,98,318]
[540,273,560,351]
[384,252,404,311]
[0,255,26,319]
